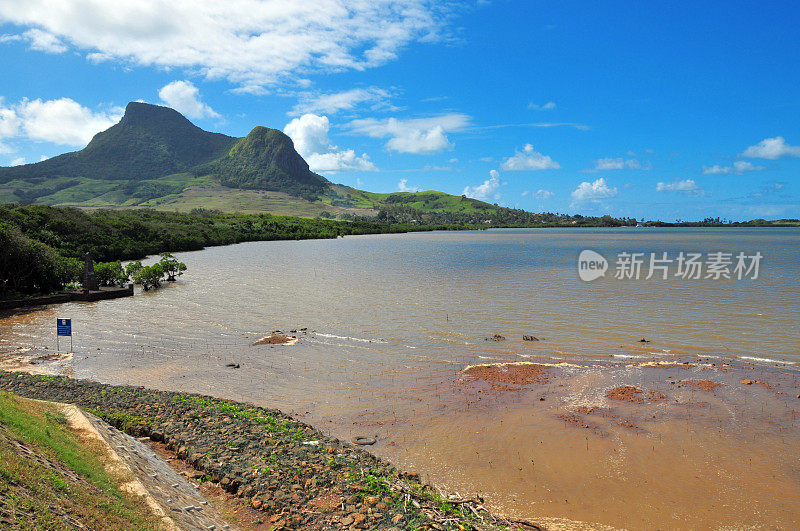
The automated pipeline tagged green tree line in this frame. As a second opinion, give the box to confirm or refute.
[0,205,453,299]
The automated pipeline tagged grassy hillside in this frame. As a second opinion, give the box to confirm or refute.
[0,172,500,219]
[0,390,159,529]
[0,101,510,219]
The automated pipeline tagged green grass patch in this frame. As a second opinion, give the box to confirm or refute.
[0,391,160,529]
[85,408,153,432]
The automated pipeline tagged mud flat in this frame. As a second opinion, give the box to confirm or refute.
[413,355,800,529]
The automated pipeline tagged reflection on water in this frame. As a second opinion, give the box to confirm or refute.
[1,227,799,529]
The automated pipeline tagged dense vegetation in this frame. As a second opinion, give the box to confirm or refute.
[124,253,187,291]
[361,197,800,227]
[0,204,455,299]
[361,197,641,227]
[198,126,328,200]
[642,217,800,227]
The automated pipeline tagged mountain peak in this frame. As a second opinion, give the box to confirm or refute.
[204,125,328,199]
[118,101,196,129]
[240,126,298,154]
[0,102,328,203]
[0,102,237,184]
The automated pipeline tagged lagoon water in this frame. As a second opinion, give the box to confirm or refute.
[2,227,800,528]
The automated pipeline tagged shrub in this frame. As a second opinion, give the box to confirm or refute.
[94,261,128,287]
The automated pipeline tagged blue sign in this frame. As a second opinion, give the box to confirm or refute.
[57,318,72,336]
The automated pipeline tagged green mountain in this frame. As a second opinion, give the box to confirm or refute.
[199,126,328,200]
[0,102,505,219]
[0,102,237,183]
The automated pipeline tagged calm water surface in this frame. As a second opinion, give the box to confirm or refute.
[2,227,799,529]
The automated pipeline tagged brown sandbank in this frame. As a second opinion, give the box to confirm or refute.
[462,362,550,385]
[252,333,297,345]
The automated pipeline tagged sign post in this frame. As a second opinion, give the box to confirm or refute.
[57,318,72,352]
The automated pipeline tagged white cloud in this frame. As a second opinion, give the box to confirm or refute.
[500,143,560,171]
[22,28,67,53]
[158,80,219,120]
[740,137,800,160]
[702,160,765,175]
[0,106,20,138]
[593,157,648,170]
[86,51,112,64]
[0,34,22,44]
[8,156,25,166]
[0,98,121,146]
[389,126,449,153]
[347,114,470,154]
[462,169,502,201]
[305,150,376,173]
[534,189,554,199]
[656,179,702,195]
[750,182,785,198]
[528,101,556,111]
[0,1,452,90]
[284,113,375,173]
[571,178,618,202]
[397,178,419,192]
[291,87,392,116]
[285,114,331,156]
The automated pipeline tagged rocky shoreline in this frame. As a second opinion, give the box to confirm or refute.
[0,371,541,531]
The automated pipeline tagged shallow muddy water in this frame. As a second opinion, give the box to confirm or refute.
[2,227,799,529]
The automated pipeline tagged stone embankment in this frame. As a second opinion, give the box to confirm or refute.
[0,371,541,530]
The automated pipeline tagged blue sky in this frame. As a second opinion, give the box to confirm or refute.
[1,0,798,221]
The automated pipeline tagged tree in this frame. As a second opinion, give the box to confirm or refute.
[0,223,62,298]
[56,256,83,288]
[125,260,143,279]
[158,252,187,282]
[132,262,164,291]
[94,261,128,287]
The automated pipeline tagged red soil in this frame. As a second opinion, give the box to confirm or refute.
[685,380,724,392]
[558,413,592,429]
[253,333,295,345]
[462,363,550,386]
[607,386,644,404]
[647,390,667,401]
